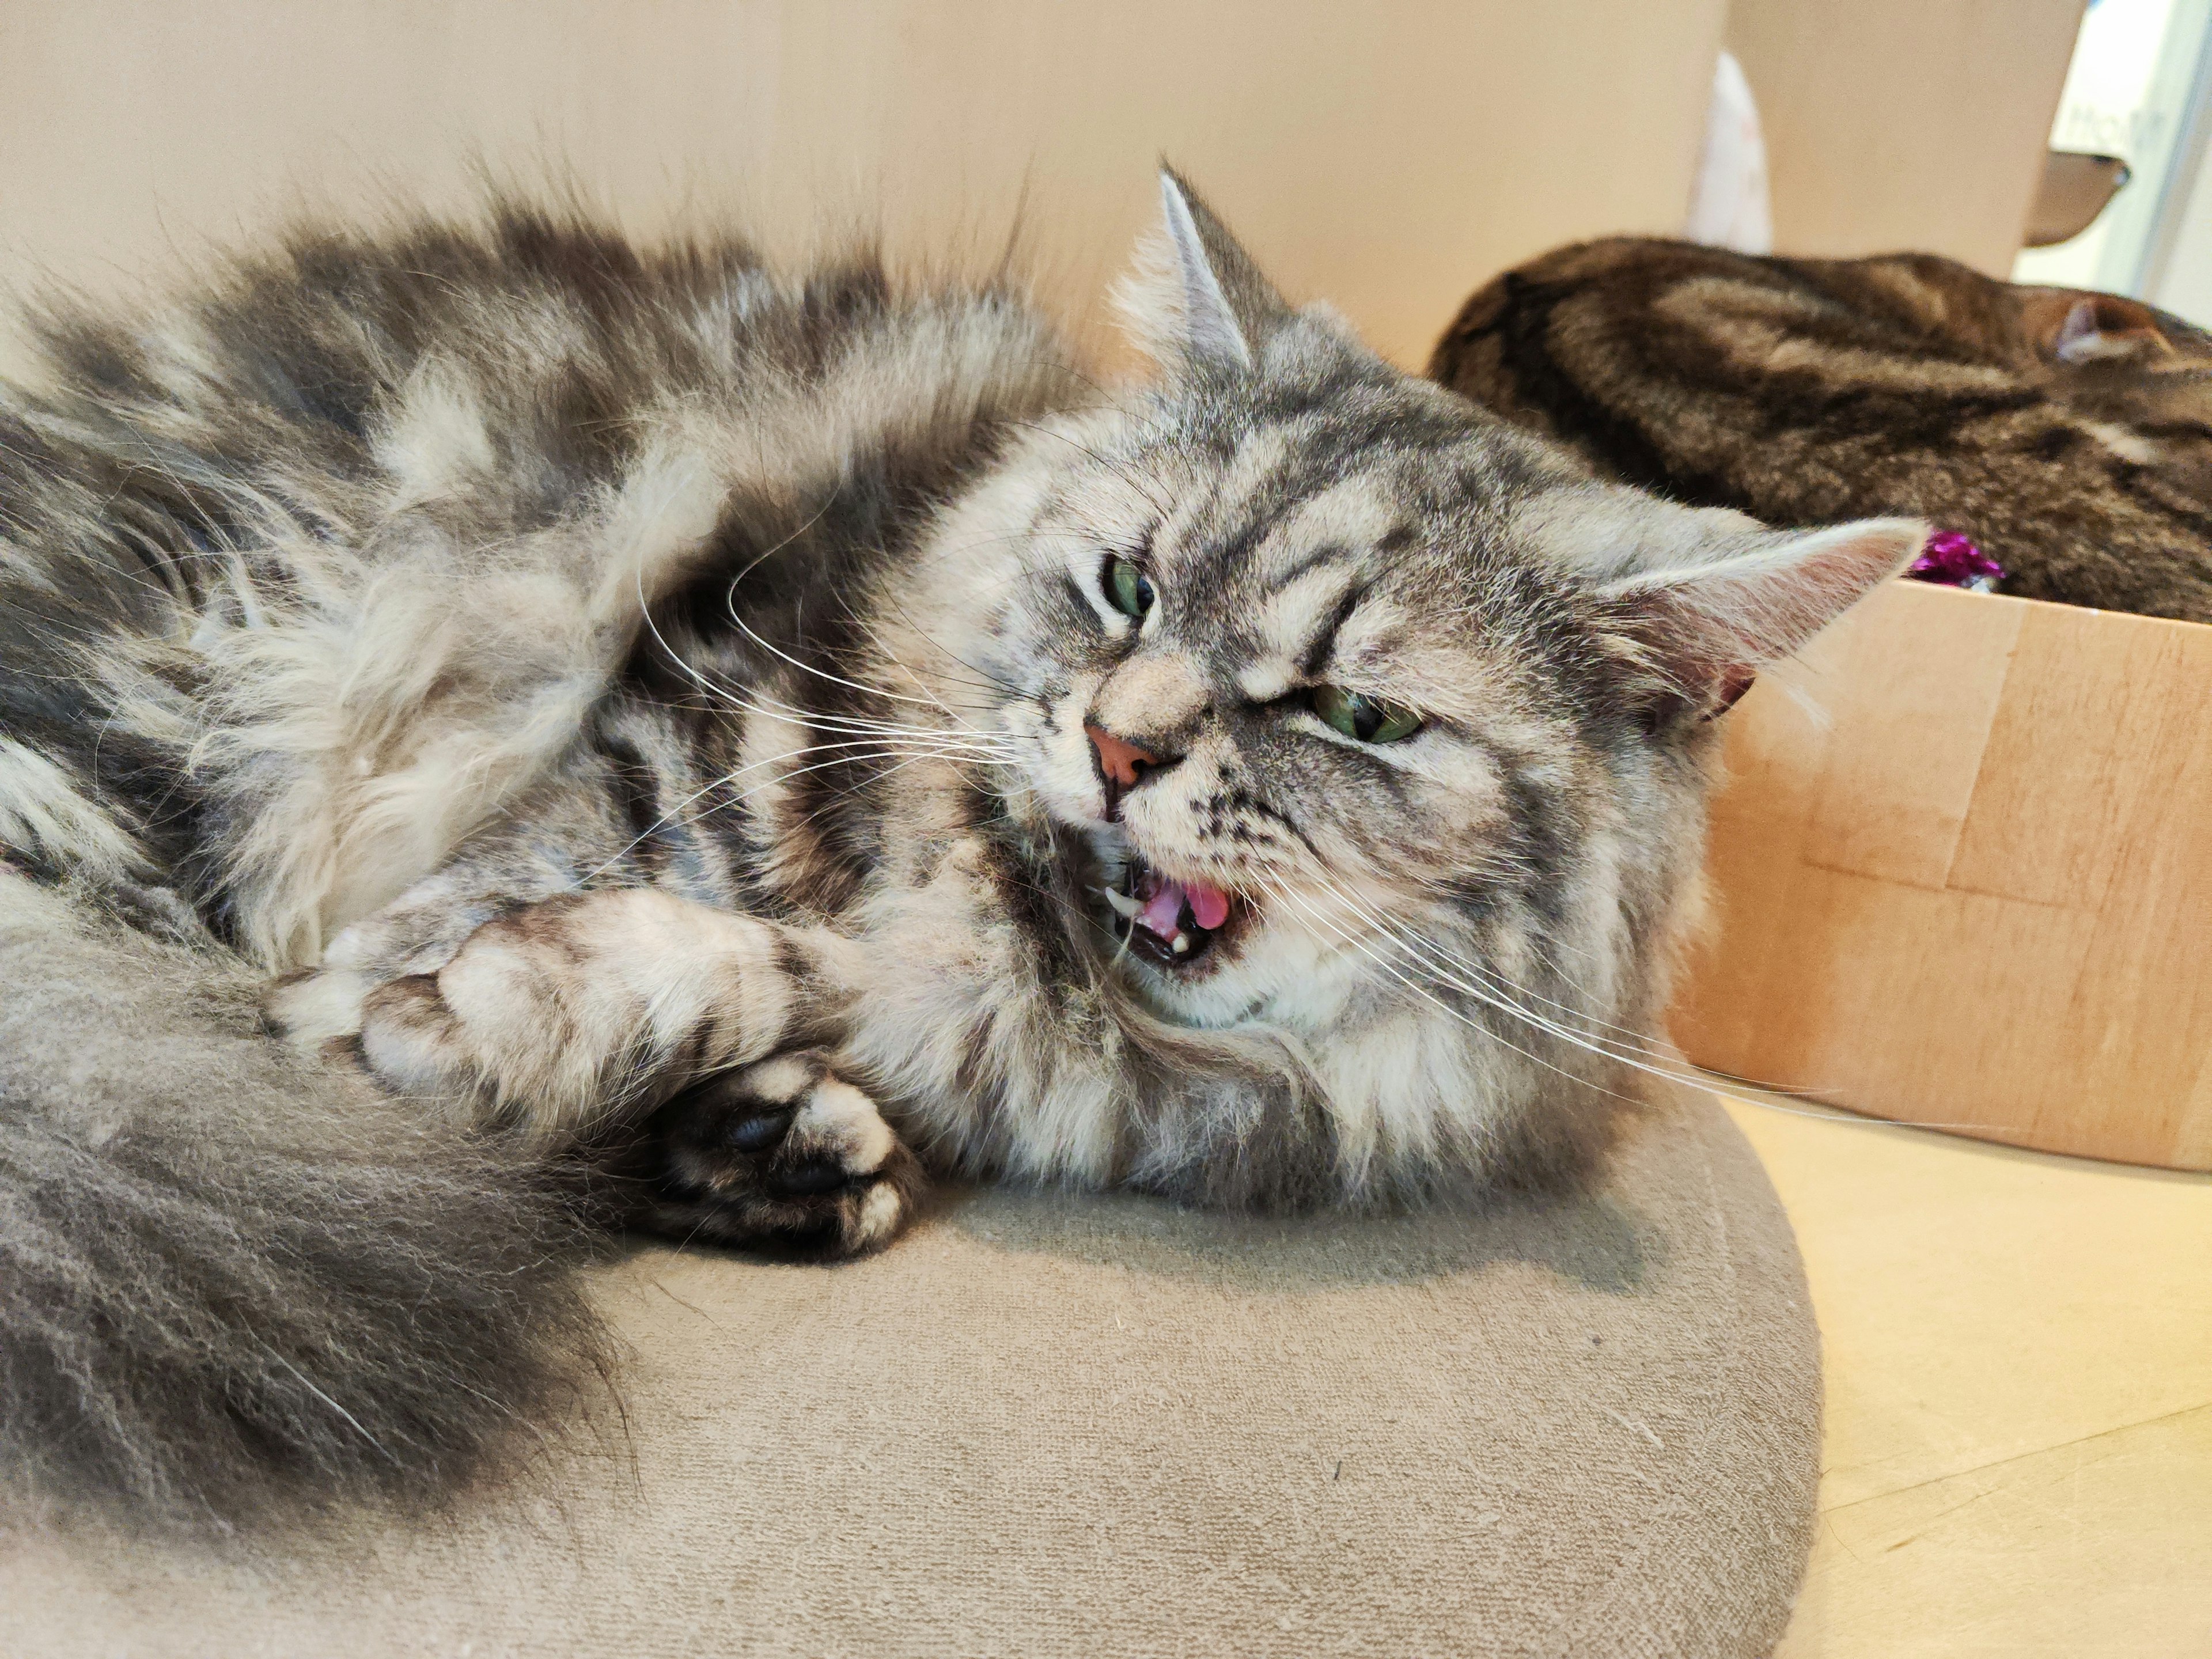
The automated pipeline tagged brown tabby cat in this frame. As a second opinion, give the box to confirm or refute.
[1431,238,2212,622]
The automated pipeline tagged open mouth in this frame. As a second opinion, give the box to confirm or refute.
[1101,858,1243,970]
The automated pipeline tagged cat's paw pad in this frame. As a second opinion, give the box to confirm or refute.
[641,1055,922,1257]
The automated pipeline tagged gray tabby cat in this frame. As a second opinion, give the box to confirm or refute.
[0,171,1919,1528]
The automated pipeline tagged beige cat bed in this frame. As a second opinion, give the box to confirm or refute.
[5,1081,1818,1659]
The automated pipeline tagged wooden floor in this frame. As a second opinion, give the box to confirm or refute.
[1717,1088,2212,1657]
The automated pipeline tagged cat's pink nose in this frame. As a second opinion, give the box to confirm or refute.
[1085,725,1168,805]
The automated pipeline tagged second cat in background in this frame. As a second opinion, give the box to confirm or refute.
[1433,239,2212,623]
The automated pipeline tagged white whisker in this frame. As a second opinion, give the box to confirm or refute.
[1276,873,1998,1134]
[719,582,961,715]
[577,733,1014,884]
[1257,874,1646,1107]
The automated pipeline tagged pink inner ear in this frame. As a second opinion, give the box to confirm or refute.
[1599,517,1927,725]
[2050,293,2169,363]
[1705,666,1756,719]
[2054,300,2101,361]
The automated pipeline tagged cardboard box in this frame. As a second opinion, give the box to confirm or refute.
[1669,578,2212,1171]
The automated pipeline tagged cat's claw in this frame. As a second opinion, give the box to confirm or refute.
[635,1054,923,1257]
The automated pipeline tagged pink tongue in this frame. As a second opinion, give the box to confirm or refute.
[1137,874,1232,937]
[1187,880,1232,931]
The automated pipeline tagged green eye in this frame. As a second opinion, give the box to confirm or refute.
[1310,685,1423,744]
[1104,555,1155,619]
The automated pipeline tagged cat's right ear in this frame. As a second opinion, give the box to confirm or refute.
[1594,517,1928,726]
[1118,167,1292,374]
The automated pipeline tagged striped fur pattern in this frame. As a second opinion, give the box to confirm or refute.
[1431,237,2212,622]
[1,173,1917,1526]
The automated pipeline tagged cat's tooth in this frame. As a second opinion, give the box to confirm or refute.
[1100,887,1143,919]
[1171,933,1190,955]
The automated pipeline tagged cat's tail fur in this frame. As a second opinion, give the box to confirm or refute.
[0,874,613,1533]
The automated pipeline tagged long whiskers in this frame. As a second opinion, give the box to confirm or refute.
[1255,872,1648,1107]
[1298,874,1740,1094]
[715,574,979,720]
[577,730,1017,885]
[1369,904,1668,1057]
[1268,870,1999,1132]
[626,491,994,738]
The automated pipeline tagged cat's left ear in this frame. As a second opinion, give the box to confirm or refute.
[1118,167,1293,373]
[1596,518,1928,725]
[2032,290,2173,365]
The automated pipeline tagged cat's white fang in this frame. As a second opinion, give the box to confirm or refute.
[1099,886,1143,918]
[1171,933,1190,955]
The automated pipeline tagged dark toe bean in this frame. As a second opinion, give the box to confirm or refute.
[768,1157,851,1197]
[725,1107,796,1153]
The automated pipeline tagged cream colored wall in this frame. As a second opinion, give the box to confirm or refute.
[2151,119,2212,325]
[1725,0,2086,274]
[0,0,1730,373]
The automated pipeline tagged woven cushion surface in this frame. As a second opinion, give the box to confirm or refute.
[6,1080,1819,1659]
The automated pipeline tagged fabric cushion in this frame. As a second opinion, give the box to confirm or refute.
[5,1081,1819,1658]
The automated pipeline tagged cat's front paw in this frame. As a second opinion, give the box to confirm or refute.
[636,1054,923,1257]
[262,963,373,1054]
[343,888,794,1139]
[262,903,485,1058]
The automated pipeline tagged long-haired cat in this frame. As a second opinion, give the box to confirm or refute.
[1430,237,2212,622]
[0,174,1919,1530]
